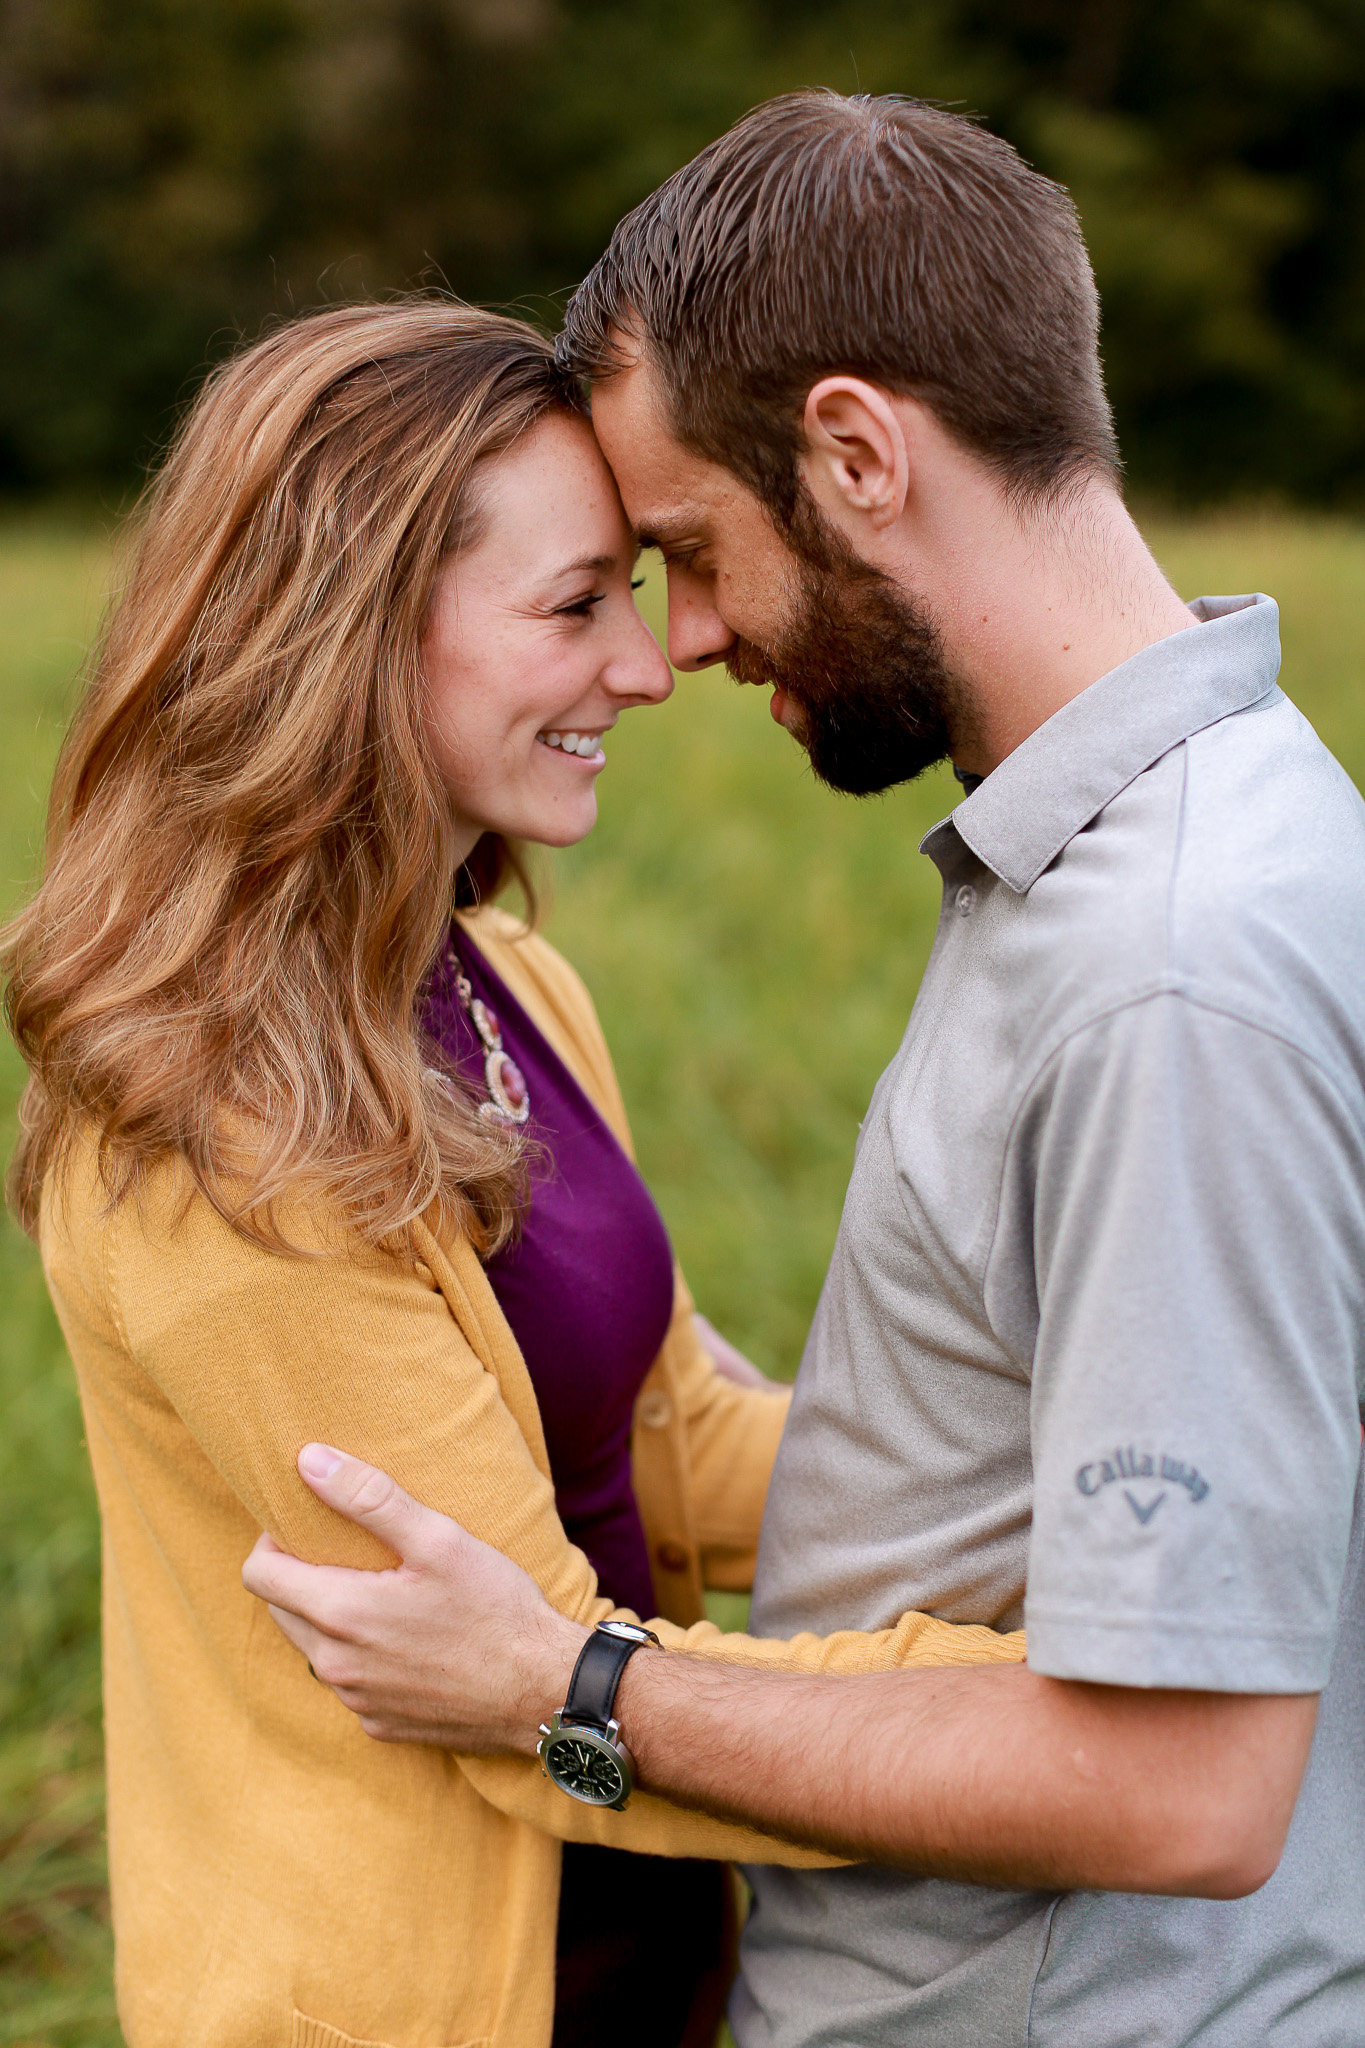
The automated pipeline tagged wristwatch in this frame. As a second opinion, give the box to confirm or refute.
[536,1620,660,1811]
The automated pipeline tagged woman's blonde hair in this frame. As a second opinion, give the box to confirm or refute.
[3,299,584,1255]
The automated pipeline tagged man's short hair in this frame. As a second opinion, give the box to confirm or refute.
[560,90,1120,520]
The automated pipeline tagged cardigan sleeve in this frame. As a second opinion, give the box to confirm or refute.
[111,1168,1020,1866]
[105,1170,840,1865]
[659,1263,791,1592]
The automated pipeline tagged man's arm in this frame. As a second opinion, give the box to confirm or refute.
[246,1445,1316,1899]
[613,1647,1313,1897]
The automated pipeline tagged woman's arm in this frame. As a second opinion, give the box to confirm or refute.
[112,1166,831,1864]
[641,1265,791,1599]
[692,1311,781,1390]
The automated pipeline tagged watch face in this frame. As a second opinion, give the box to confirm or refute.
[543,1727,628,1807]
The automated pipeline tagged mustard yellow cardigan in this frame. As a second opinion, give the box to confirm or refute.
[40,907,1024,2048]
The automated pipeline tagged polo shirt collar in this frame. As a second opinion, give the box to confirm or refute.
[928,593,1281,894]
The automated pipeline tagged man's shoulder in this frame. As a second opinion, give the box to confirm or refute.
[1080,684,1363,904]
[1180,682,1365,854]
[1030,691,1365,1066]
[1169,691,1365,1055]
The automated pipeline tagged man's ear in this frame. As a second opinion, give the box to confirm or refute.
[802,378,909,531]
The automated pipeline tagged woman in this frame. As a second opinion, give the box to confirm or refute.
[3,301,1023,2048]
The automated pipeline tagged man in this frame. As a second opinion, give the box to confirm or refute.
[247,92,1365,2042]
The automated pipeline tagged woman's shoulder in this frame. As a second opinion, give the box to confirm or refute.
[38,1133,242,1353]
[40,1136,483,1417]
[40,1125,187,1257]
[40,1124,394,1305]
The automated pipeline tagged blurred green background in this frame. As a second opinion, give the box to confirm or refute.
[7,0,1365,506]
[5,516,1365,2043]
[4,0,1365,2041]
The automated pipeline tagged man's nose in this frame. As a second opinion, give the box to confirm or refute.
[665,567,738,673]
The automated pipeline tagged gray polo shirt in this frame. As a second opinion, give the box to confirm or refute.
[736,595,1365,2047]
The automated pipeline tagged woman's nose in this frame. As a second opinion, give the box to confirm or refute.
[605,608,674,706]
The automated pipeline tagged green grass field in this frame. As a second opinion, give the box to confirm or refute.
[2,510,1363,2043]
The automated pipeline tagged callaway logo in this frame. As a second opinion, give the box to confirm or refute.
[1074,1447,1211,1525]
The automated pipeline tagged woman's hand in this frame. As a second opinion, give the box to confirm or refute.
[692,1311,784,1390]
[242,1444,587,1752]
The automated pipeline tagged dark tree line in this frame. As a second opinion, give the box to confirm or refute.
[2,0,1364,500]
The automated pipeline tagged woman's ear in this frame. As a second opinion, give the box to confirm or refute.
[801,377,910,532]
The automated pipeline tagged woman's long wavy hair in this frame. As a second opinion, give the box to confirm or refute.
[3,299,584,1256]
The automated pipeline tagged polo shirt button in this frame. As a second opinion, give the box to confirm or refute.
[637,1390,672,1429]
[955,884,977,916]
[655,1540,691,1574]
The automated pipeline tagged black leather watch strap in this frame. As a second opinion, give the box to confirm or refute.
[562,1625,658,1732]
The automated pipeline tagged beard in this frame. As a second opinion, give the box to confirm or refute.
[725,505,963,797]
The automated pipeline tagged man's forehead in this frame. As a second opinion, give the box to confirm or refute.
[592,419,716,544]
[592,362,689,469]
[588,346,669,445]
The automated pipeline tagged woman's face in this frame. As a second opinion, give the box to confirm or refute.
[422,410,673,854]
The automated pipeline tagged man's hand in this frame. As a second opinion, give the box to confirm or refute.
[242,1444,586,1751]
[245,1445,1318,1899]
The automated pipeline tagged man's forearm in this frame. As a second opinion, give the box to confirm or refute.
[605,1650,1316,1898]
[245,1447,1317,1901]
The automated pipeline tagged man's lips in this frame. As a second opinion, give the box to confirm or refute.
[769,686,808,741]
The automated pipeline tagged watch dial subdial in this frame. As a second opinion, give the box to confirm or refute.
[553,1737,625,1804]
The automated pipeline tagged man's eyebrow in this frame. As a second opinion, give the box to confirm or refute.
[635,517,704,552]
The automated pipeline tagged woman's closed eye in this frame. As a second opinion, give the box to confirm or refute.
[554,575,645,619]
[554,589,607,619]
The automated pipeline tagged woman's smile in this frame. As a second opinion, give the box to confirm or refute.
[536,725,609,763]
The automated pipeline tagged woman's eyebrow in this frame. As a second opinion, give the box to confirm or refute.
[549,552,616,580]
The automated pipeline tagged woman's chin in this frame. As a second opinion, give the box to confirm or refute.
[515,796,600,851]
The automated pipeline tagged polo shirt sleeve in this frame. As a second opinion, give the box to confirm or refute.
[1012,987,1365,1692]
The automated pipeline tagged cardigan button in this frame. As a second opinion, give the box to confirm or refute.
[636,1390,673,1429]
[655,1540,691,1574]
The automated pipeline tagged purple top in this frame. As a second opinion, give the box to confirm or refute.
[420,926,674,1618]
[421,927,726,2042]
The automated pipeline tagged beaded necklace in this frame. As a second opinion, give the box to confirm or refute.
[447,938,530,1125]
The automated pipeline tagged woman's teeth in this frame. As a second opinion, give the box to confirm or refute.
[538,730,603,757]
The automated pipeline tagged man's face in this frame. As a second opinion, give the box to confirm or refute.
[589,350,961,795]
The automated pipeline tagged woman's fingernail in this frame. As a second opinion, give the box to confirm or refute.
[299,1443,344,1481]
